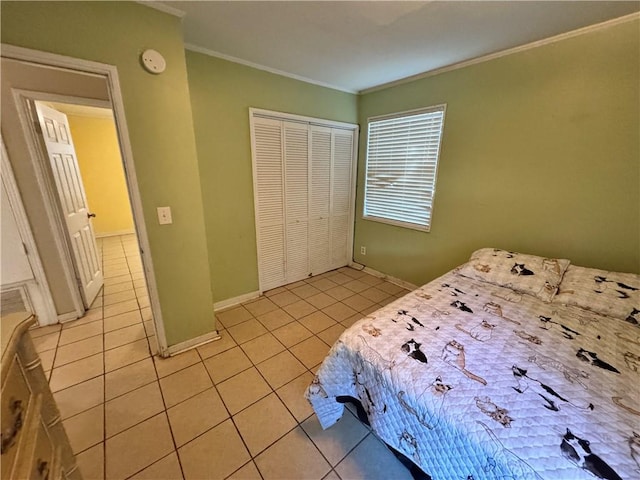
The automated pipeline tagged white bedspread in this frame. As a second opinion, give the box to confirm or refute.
[305,270,640,480]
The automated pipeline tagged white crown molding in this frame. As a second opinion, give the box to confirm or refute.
[136,1,185,18]
[361,11,640,94]
[185,43,358,95]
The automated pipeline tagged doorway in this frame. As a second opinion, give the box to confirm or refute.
[1,46,168,355]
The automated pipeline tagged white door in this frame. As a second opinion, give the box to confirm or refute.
[34,102,103,307]
[309,126,332,276]
[330,129,355,269]
[1,179,33,286]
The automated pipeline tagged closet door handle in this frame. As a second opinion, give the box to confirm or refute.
[87,212,96,218]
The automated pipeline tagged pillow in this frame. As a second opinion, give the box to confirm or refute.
[552,265,640,326]
[457,248,570,302]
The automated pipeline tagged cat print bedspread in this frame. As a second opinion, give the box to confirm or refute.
[305,271,640,480]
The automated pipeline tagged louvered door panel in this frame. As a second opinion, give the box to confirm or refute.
[309,126,332,275]
[284,122,309,282]
[253,118,286,290]
[330,130,354,268]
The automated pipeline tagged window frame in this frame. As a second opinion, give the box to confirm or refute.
[362,104,447,232]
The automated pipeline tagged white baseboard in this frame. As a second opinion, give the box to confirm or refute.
[58,311,80,323]
[349,262,418,291]
[214,290,260,312]
[163,330,221,358]
[96,229,135,238]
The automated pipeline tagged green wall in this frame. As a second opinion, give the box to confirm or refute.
[1,1,216,347]
[185,51,357,302]
[354,18,640,285]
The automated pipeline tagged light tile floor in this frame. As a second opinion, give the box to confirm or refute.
[30,234,414,480]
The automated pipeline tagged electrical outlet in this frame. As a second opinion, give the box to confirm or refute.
[360,246,366,255]
[157,206,172,225]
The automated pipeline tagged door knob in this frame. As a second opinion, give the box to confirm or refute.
[87,212,96,218]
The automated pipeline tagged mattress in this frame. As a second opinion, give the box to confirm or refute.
[305,256,640,479]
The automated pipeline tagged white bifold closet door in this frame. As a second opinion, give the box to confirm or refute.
[252,114,356,292]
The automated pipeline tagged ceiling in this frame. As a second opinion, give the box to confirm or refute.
[154,1,639,93]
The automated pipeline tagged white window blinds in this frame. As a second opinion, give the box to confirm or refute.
[363,105,446,232]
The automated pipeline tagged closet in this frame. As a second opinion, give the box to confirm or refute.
[250,109,358,292]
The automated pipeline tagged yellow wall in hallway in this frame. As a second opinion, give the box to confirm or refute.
[67,114,135,236]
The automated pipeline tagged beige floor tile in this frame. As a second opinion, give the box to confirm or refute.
[196,330,237,359]
[360,287,392,303]
[217,367,271,414]
[343,279,370,293]
[29,323,61,339]
[325,272,352,285]
[62,308,102,328]
[289,283,322,299]
[54,334,103,367]
[342,267,367,279]
[227,318,268,344]
[104,323,146,350]
[130,452,183,480]
[103,257,128,268]
[325,285,355,301]
[106,413,174,480]
[290,336,331,369]
[159,362,213,408]
[256,308,296,331]
[360,274,385,286]
[103,299,139,319]
[263,286,287,297]
[275,372,315,422]
[64,404,105,454]
[268,290,301,307]
[38,349,55,373]
[104,338,150,372]
[59,321,103,346]
[104,281,134,295]
[240,333,285,365]
[178,419,250,480]
[131,271,146,281]
[285,280,307,289]
[272,321,313,348]
[377,281,407,295]
[54,376,104,420]
[299,311,337,333]
[76,442,104,480]
[104,274,132,286]
[341,314,363,328]
[135,286,149,297]
[243,297,278,317]
[317,323,346,346]
[302,411,369,465]
[104,309,142,333]
[103,289,136,306]
[216,305,253,328]
[307,277,338,291]
[49,353,104,392]
[106,382,165,438]
[32,331,60,353]
[323,470,341,480]
[283,299,317,319]
[141,306,152,321]
[167,387,228,447]
[133,278,147,289]
[323,302,358,322]
[203,346,252,384]
[227,461,261,480]
[335,433,412,480]
[233,393,297,456]
[137,296,150,308]
[89,296,103,309]
[143,320,155,337]
[254,427,331,480]
[360,304,380,316]
[342,293,376,312]
[256,350,306,389]
[306,292,337,309]
[105,357,157,401]
[154,349,200,378]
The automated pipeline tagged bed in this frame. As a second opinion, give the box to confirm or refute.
[305,248,640,480]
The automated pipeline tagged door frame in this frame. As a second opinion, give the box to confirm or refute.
[1,137,58,323]
[1,44,169,355]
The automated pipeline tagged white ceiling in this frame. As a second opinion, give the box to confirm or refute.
[154,1,639,93]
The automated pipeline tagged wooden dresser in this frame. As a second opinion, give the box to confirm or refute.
[1,312,81,480]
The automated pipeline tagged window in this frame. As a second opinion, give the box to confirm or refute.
[363,105,446,232]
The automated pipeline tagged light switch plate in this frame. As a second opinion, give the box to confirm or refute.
[157,206,172,225]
